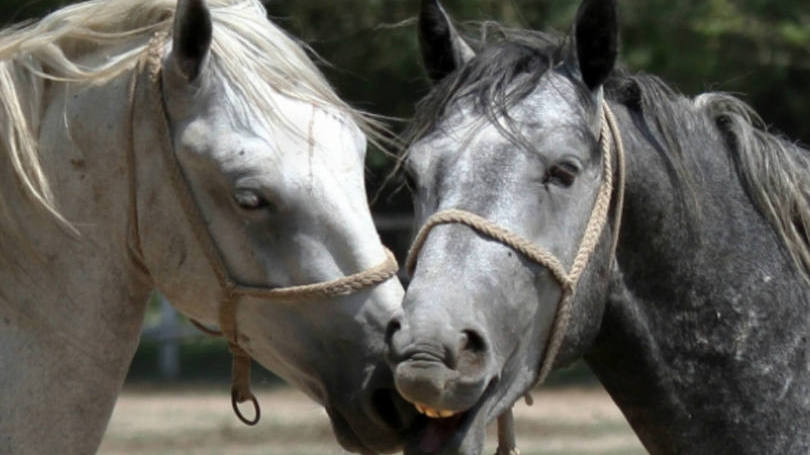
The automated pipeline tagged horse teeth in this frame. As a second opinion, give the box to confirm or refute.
[413,402,457,419]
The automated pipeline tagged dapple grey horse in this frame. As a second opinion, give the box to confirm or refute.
[388,0,810,453]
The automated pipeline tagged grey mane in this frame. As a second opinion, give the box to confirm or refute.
[404,22,810,280]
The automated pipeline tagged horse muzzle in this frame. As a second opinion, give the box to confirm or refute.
[387,310,494,418]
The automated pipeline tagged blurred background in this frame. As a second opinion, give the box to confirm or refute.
[2,0,808,453]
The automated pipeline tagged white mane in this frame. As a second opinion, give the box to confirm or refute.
[0,0,381,229]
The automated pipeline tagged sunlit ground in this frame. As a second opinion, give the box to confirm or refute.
[99,385,645,455]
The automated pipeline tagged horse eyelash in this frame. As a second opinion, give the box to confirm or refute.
[543,163,578,187]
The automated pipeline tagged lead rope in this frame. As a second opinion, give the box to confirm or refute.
[138,32,399,425]
[405,102,625,455]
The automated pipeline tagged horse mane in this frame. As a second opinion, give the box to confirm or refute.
[405,22,810,279]
[697,92,810,277]
[0,0,384,231]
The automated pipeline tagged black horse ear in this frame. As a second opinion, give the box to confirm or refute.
[419,0,475,83]
[171,0,213,82]
[573,0,618,91]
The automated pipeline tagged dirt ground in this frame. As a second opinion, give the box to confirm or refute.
[98,385,645,455]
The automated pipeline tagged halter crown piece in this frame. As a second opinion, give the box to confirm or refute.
[136,33,399,425]
[405,102,626,455]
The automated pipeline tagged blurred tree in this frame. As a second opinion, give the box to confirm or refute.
[247,0,810,212]
[1,0,809,212]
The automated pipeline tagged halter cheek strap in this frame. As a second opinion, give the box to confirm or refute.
[137,33,400,425]
[406,103,626,455]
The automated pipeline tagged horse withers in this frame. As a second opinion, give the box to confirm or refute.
[388,0,810,454]
[0,0,410,453]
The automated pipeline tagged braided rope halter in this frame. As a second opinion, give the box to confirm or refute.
[405,102,626,454]
[134,33,400,425]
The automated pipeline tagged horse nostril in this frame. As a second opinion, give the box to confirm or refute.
[457,329,489,376]
[461,329,487,354]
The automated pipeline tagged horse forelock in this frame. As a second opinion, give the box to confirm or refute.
[0,0,386,233]
[404,20,810,282]
[404,25,581,149]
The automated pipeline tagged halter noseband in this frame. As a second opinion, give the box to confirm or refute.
[135,33,399,425]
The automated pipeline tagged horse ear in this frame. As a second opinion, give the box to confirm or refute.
[573,0,618,91]
[419,0,475,83]
[170,0,213,82]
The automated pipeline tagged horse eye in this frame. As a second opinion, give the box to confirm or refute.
[544,163,579,188]
[233,189,271,210]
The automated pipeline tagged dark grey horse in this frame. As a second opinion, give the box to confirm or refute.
[387,0,810,453]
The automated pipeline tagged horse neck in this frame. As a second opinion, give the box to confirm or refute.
[585,103,810,454]
[0,68,153,454]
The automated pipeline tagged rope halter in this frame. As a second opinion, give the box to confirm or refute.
[405,102,625,455]
[406,102,625,389]
[137,33,400,425]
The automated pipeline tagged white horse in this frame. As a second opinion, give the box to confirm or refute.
[0,0,408,453]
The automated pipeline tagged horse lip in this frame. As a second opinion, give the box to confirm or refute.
[409,351,447,363]
[393,344,448,365]
[396,362,487,414]
[395,358,493,413]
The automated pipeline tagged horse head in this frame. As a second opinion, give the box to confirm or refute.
[387,0,619,453]
[134,0,409,452]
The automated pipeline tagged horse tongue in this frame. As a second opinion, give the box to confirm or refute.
[419,415,464,453]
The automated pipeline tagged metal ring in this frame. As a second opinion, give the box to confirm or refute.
[231,390,261,426]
